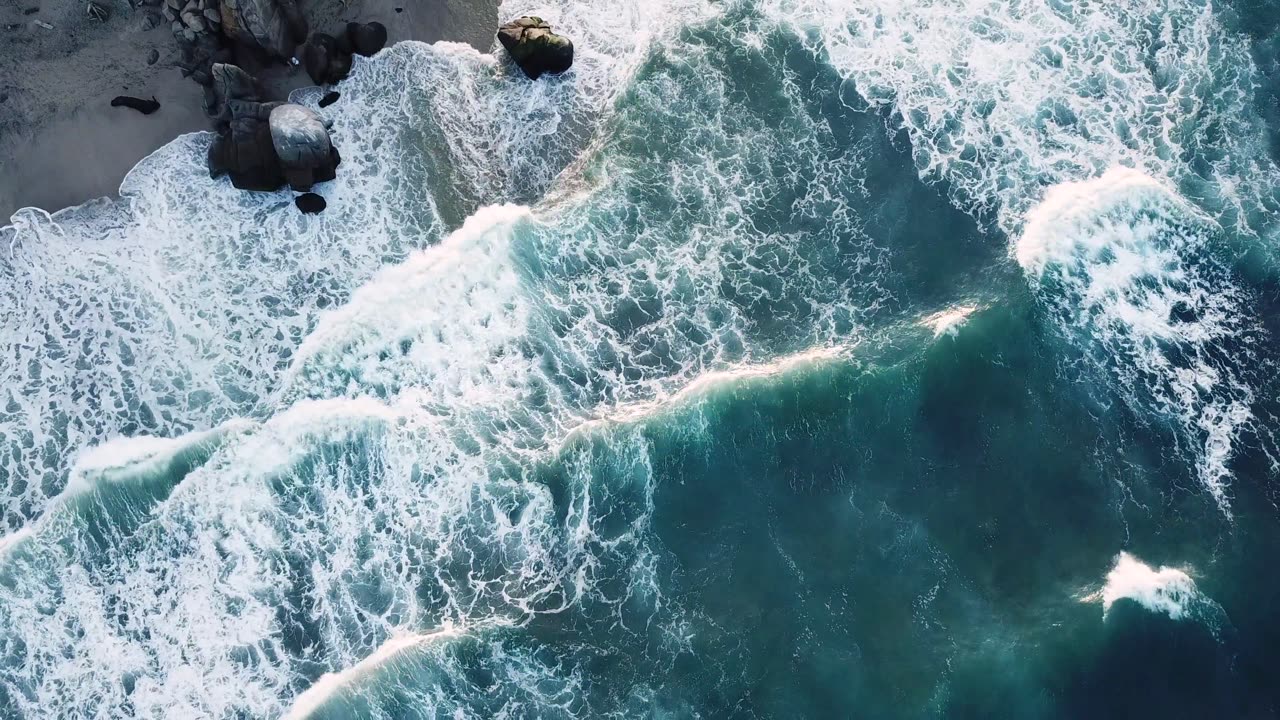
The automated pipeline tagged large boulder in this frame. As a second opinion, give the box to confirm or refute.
[302,23,386,85]
[302,32,352,85]
[208,101,287,191]
[269,103,340,191]
[204,63,261,126]
[219,0,298,58]
[497,17,573,80]
[347,21,386,57]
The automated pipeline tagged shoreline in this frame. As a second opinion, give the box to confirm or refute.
[0,0,498,222]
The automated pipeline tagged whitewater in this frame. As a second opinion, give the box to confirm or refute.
[3,0,1280,716]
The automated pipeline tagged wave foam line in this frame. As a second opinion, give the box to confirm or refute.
[282,624,470,720]
[566,345,852,436]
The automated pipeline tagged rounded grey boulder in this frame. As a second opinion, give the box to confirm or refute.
[268,103,340,191]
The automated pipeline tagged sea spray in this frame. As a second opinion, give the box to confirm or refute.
[1018,168,1268,511]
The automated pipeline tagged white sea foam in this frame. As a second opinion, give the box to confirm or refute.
[921,305,978,339]
[763,0,1280,236]
[1083,552,1207,622]
[2,0,1272,714]
[567,345,852,435]
[58,421,247,501]
[1018,168,1263,511]
[282,625,468,720]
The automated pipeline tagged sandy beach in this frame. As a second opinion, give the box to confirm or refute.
[0,0,497,221]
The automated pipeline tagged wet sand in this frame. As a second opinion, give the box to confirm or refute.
[0,0,498,221]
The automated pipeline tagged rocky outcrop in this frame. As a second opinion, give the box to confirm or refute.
[497,17,573,80]
[208,97,340,192]
[208,100,286,191]
[302,32,352,85]
[302,22,387,85]
[269,104,340,191]
[219,0,305,58]
[203,62,260,125]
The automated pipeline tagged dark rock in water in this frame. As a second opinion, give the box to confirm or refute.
[347,21,386,57]
[146,48,160,65]
[303,33,351,85]
[394,6,402,12]
[111,96,161,115]
[205,63,260,126]
[23,7,38,15]
[295,193,326,213]
[269,103,339,191]
[318,91,339,108]
[497,16,574,80]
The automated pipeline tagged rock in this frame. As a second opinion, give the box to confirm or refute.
[111,96,161,114]
[205,62,260,125]
[137,9,160,29]
[275,0,306,44]
[209,113,285,191]
[219,0,294,58]
[147,48,160,64]
[302,33,351,85]
[269,103,339,191]
[347,21,386,56]
[162,5,175,20]
[317,90,339,108]
[295,193,326,213]
[497,17,573,80]
[202,7,220,23]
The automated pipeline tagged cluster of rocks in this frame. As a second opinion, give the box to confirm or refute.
[169,11,575,211]
[162,0,307,88]
[206,63,340,193]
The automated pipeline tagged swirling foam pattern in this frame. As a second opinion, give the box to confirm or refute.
[1,0,1279,716]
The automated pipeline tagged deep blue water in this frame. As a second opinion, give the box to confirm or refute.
[2,0,1280,717]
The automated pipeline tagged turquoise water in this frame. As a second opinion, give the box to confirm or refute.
[3,0,1280,716]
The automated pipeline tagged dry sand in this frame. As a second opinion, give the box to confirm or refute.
[0,0,498,221]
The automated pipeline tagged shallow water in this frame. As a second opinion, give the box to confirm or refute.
[2,0,1280,717]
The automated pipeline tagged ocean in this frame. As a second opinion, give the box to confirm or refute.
[2,0,1280,716]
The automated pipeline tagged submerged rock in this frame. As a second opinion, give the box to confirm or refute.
[318,90,340,108]
[295,192,326,213]
[497,16,573,80]
[269,103,340,191]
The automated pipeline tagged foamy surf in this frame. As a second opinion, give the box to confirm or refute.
[1017,168,1266,512]
[1082,552,1218,625]
[282,625,470,720]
